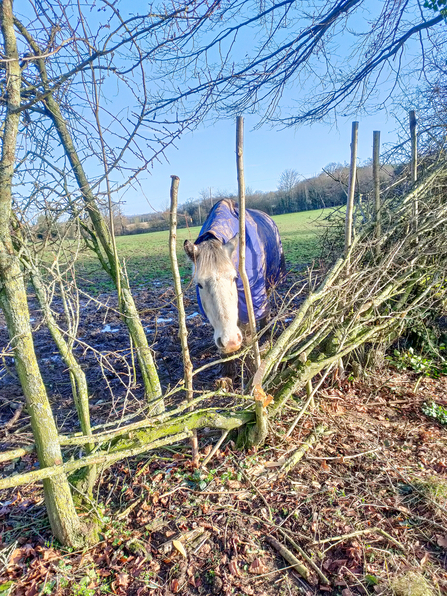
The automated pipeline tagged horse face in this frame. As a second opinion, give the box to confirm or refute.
[184,236,243,354]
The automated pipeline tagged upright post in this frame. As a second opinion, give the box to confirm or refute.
[169,176,199,465]
[344,121,359,257]
[236,116,261,370]
[409,110,418,231]
[236,117,266,446]
[373,131,381,245]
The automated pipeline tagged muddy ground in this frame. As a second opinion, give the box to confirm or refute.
[1,272,447,595]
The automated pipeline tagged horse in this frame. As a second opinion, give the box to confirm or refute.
[184,199,285,354]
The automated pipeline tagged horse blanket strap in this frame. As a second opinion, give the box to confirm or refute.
[195,199,285,324]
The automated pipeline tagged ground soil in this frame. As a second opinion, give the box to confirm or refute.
[1,274,447,595]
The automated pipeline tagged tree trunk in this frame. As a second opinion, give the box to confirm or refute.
[29,269,97,497]
[14,21,163,412]
[45,98,163,411]
[0,0,91,547]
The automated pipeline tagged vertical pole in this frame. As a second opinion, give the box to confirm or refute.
[236,117,261,370]
[373,131,381,246]
[410,110,418,184]
[344,121,359,257]
[409,110,418,232]
[169,176,199,466]
[236,116,266,446]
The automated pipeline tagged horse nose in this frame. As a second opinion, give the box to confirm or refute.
[217,331,243,353]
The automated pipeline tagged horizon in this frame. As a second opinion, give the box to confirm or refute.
[119,111,402,217]
[120,110,402,217]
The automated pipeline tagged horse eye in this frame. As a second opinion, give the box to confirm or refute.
[197,283,203,289]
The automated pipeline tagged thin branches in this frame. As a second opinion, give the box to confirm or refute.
[169,175,199,465]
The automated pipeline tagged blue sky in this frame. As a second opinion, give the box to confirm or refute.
[121,110,399,216]
[14,1,424,218]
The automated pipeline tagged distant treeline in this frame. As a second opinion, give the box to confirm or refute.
[122,162,399,235]
[34,162,400,239]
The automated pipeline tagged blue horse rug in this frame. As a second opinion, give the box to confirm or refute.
[194,199,285,324]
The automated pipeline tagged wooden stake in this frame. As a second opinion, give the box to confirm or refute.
[169,175,199,466]
[344,121,359,256]
[236,116,267,446]
[410,110,418,184]
[373,130,381,245]
[410,110,418,233]
[236,116,261,369]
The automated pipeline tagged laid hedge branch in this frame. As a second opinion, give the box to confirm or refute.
[260,162,447,420]
[0,432,193,490]
[0,391,254,463]
[0,444,34,464]
[0,409,253,490]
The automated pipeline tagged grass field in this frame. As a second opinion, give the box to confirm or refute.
[77,208,328,292]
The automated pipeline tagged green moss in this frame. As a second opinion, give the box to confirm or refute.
[414,476,447,508]
[389,571,436,596]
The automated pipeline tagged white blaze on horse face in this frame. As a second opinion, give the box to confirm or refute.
[198,267,242,354]
[184,236,242,354]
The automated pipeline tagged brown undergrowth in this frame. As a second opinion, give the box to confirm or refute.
[1,366,447,596]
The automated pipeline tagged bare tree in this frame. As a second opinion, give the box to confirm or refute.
[0,0,91,548]
[278,169,300,193]
[5,0,228,413]
[141,1,446,127]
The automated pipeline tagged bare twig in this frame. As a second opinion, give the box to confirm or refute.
[169,175,199,465]
[279,424,328,476]
[277,528,330,585]
[201,430,229,468]
[265,536,309,581]
[312,527,405,551]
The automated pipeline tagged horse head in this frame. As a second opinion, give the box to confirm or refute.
[184,234,243,354]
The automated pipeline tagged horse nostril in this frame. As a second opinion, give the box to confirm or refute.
[216,337,224,349]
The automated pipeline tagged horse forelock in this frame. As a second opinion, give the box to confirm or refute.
[194,239,236,279]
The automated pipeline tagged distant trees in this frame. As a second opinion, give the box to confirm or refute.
[277,169,300,213]
[118,160,399,232]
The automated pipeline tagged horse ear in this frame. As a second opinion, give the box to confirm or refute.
[224,233,239,258]
[184,240,199,261]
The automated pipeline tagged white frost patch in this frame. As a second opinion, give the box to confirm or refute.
[156,317,173,324]
[186,312,200,319]
[102,324,120,333]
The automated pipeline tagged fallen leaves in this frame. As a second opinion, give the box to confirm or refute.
[248,557,268,575]
[253,385,274,407]
[3,369,447,596]
[228,558,242,577]
[172,540,187,558]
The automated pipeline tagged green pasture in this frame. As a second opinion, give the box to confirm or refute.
[76,208,328,292]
